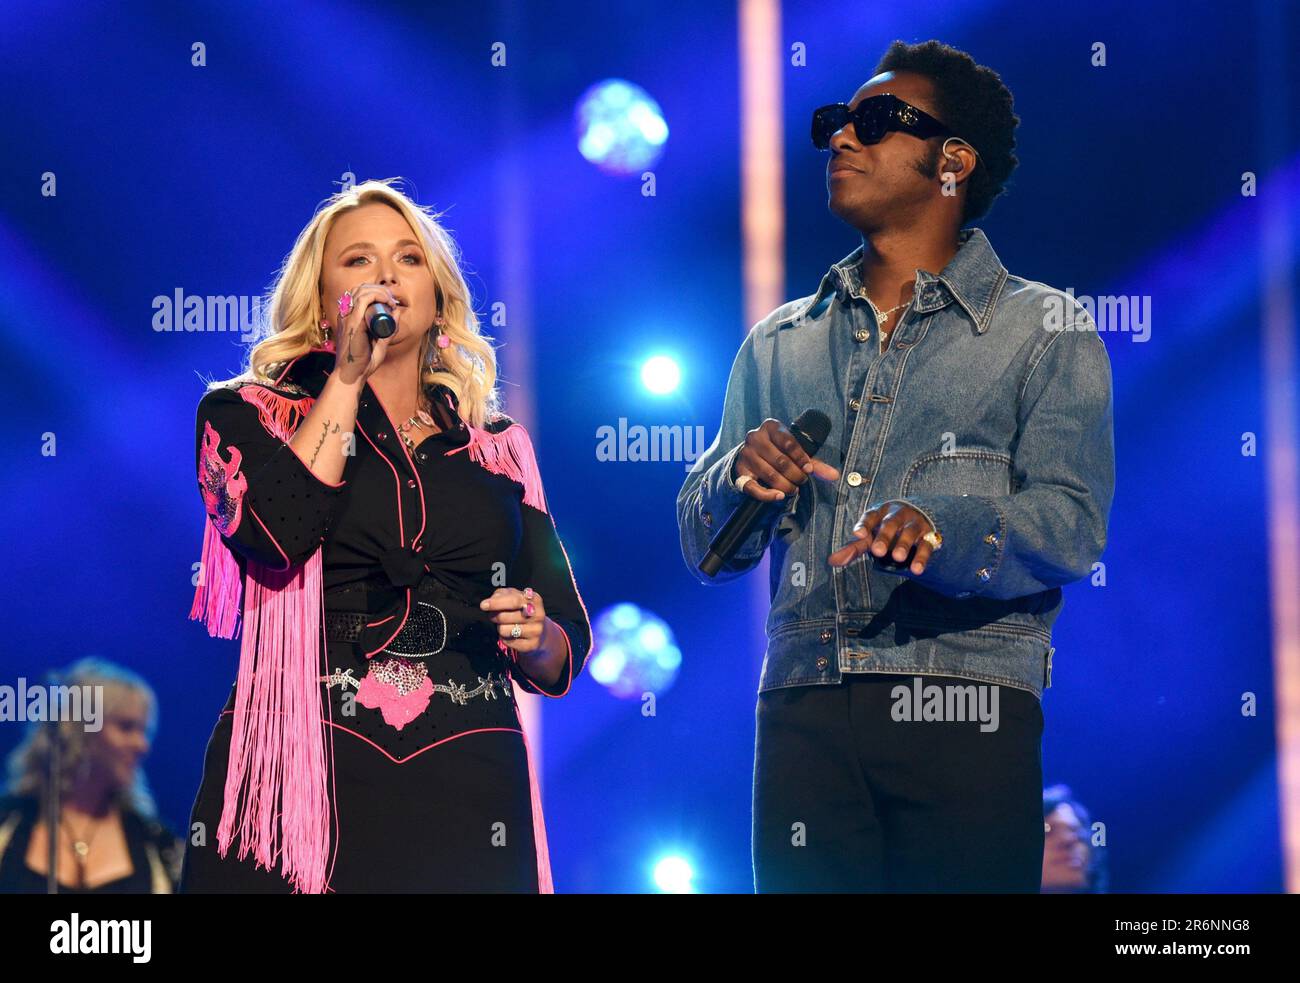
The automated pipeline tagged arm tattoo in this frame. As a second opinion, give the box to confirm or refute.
[309,420,339,468]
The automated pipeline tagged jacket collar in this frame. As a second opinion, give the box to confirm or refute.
[272,345,335,395]
[786,227,1009,335]
[271,343,474,444]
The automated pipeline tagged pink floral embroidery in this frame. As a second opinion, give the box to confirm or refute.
[356,672,434,730]
[198,420,248,536]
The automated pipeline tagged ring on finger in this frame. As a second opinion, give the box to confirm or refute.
[510,624,523,639]
[736,473,753,493]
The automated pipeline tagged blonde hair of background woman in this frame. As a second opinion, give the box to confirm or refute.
[5,657,161,820]
[210,178,501,430]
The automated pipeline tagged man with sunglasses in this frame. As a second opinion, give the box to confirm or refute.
[678,41,1114,892]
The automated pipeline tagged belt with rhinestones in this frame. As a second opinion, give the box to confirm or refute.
[323,579,499,660]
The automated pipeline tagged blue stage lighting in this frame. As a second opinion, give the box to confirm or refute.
[590,603,682,698]
[640,354,681,395]
[575,79,669,175]
[652,855,696,894]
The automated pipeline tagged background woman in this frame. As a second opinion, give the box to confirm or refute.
[0,658,182,893]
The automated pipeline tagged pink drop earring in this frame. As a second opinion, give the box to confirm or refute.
[431,316,450,364]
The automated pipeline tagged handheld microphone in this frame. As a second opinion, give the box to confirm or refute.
[367,302,397,340]
[698,408,832,578]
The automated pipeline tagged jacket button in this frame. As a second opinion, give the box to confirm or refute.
[819,628,833,644]
[976,567,991,583]
[846,471,862,487]
[407,479,417,489]
[816,656,830,671]
[854,328,870,343]
[984,533,1000,547]
[378,432,388,440]
[418,452,427,461]
[849,397,861,412]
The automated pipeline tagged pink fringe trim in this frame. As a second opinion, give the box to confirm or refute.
[189,516,244,639]
[449,421,549,514]
[188,382,334,893]
[516,712,554,893]
[239,384,312,441]
[217,552,331,894]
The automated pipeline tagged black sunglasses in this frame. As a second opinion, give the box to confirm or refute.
[811,94,955,150]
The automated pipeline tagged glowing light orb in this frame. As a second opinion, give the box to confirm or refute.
[575,79,669,175]
[589,603,681,699]
[652,855,696,894]
[640,354,681,395]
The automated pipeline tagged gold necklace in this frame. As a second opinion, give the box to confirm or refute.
[60,812,107,889]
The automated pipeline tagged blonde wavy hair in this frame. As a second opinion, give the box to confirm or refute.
[214,178,500,429]
[5,658,161,820]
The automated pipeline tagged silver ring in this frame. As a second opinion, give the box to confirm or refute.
[510,624,523,639]
[736,473,753,493]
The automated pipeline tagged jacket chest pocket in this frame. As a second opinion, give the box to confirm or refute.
[900,449,1014,498]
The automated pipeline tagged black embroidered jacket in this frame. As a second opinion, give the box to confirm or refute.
[193,347,592,698]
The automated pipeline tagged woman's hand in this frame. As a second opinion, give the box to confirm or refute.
[330,281,398,387]
[479,586,567,686]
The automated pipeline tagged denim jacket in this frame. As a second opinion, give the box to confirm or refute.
[676,228,1114,698]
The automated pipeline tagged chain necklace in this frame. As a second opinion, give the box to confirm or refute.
[395,408,436,452]
[872,298,912,326]
[870,293,914,355]
[60,811,107,889]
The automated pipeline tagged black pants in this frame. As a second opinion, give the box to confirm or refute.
[752,673,1044,893]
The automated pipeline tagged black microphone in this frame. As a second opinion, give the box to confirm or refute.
[698,408,832,578]
[367,302,397,340]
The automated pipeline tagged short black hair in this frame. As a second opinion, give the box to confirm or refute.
[874,40,1019,223]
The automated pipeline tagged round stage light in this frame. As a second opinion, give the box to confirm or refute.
[575,79,669,175]
[590,603,682,699]
[652,855,695,894]
[640,354,681,395]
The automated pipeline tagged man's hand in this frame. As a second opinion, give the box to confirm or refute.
[828,501,938,575]
[733,419,841,502]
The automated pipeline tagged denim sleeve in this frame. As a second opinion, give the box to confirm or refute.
[876,325,1115,600]
[677,326,798,585]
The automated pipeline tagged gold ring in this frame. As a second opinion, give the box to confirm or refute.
[921,529,943,551]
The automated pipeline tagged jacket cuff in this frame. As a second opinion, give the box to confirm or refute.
[512,618,580,697]
[870,495,1006,598]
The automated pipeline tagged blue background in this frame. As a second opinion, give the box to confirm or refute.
[1,0,1296,892]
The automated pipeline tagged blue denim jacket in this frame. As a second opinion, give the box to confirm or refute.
[676,228,1115,698]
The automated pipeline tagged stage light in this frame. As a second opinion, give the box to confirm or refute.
[652,855,695,894]
[640,354,681,395]
[575,79,669,175]
[590,603,682,699]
